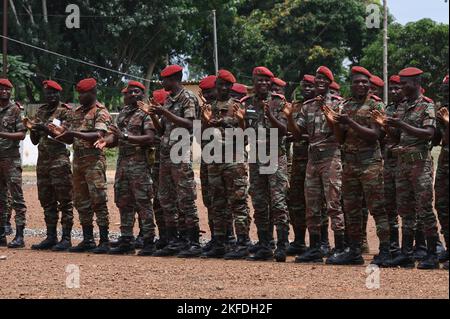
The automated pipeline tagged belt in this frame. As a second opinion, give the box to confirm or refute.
[343,149,380,163]
[398,150,429,163]
[118,146,146,158]
[309,148,340,162]
[74,148,101,158]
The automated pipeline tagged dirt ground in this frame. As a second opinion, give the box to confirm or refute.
[0,170,448,299]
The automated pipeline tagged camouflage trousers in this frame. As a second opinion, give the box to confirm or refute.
[73,155,109,227]
[249,156,290,233]
[288,157,307,231]
[396,157,438,238]
[158,159,199,231]
[343,158,389,245]
[0,157,27,227]
[200,161,213,232]
[114,158,155,239]
[3,192,12,224]
[151,161,166,237]
[36,153,74,229]
[305,155,344,236]
[383,157,399,230]
[208,163,249,237]
[435,150,449,241]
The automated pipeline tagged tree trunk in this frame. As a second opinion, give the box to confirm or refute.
[144,60,156,92]
[9,0,21,26]
[42,0,48,23]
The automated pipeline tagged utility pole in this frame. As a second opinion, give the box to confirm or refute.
[383,0,388,105]
[212,10,219,74]
[2,0,8,77]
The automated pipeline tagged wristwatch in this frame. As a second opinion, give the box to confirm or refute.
[123,133,129,141]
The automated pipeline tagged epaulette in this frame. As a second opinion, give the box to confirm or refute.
[369,94,382,102]
[271,93,286,101]
[95,101,106,109]
[15,102,24,110]
[330,94,343,101]
[239,95,252,104]
[303,97,317,105]
[422,95,434,104]
[61,103,72,109]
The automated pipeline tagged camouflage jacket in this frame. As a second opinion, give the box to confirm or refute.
[381,102,400,155]
[0,101,26,157]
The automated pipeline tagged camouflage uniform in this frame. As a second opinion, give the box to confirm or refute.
[0,102,27,228]
[158,88,199,236]
[207,99,250,239]
[242,94,290,253]
[296,94,345,258]
[70,102,111,228]
[149,136,165,238]
[114,105,156,240]
[340,96,389,249]
[395,96,438,248]
[31,103,74,229]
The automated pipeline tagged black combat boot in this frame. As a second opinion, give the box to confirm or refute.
[31,225,57,250]
[7,225,25,249]
[0,224,7,247]
[385,233,415,268]
[418,236,440,270]
[247,230,273,261]
[443,261,449,270]
[295,233,323,263]
[226,225,236,248]
[4,221,13,236]
[201,235,226,258]
[109,236,136,255]
[389,226,401,257]
[52,227,72,251]
[137,237,156,256]
[69,225,96,253]
[286,226,307,256]
[153,227,179,257]
[177,227,202,258]
[439,235,449,263]
[274,227,289,262]
[325,232,346,264]
[135,227,144,249]
[155,231,168,250]
[110,236,134,248]
[202,235,216,253]
[268,223,276,250]
[224,235,250,260]
[92,226,110,254]
[370,242,392,267]
[326,239,364,265]
[320,223,331,256]
[413,229,427,261]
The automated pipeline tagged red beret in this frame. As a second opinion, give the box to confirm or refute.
[160,65,183,78]
[231,83,247,95]
[399,67,423,77]
[121,87,128,94]
[302,74,315,84]
[351,66,372,78]
[217,69,236,84]
[271,77,287,87]
[253,66,274,78]
[76,78,97,93]
[443,75,449,84]
[127,80,145,91]
[370,75,384,88]
[316,66,334,82]
[0,78,13,89]
[330,81,341,90]
[199,75,217,90]
[43,80,62,91]
[152,89,170,105]
[389,75,401,84]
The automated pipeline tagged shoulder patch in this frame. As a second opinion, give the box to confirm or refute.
[95,102,106,109]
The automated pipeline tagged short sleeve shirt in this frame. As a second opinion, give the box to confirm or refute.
[0,102,26,155]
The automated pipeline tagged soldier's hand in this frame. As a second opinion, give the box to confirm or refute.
[335,113,350,125]
[47,123,66,137]
[201,103,213,123]
[371,110,386,127]
[437,107,449,125]
[94,137,107,150]
[316,95,325,107]
[233,103,245,121]
[263,102,271,116]
[137,100,153,115]
[282,102,294,118]
[109,125,124,139]
[22,118,34,130]
[385,116,402,128]
[322,105,338,124]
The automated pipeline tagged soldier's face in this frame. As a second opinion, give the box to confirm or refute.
[127,87,144,105]
[79,90,96,106]
[202,88,216,104]
[44,88,60,105]
[301,81,315,100]
[369,84,383,97]
[216,78,232,101]
[230,91,245,101]
[0,85,12,101]
[314,74,330,95]
[351,74,370,98]
[271,84,285,95]
[253,75,271,95]
[400,77,419,97]
[389,83,403,103]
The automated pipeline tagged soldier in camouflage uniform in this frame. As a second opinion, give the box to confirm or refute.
[3,192,13,235]
[285,74,315,256]
[27,80,74,251]
[242,66,290,262]
[284,66,345,264]
[148,65,201,258]
[382,67,440,269]
[50,78,112,254]
[330,66,390,266]
[199,70,250,259]
[0,78,27,248]
[95,81,157,256]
